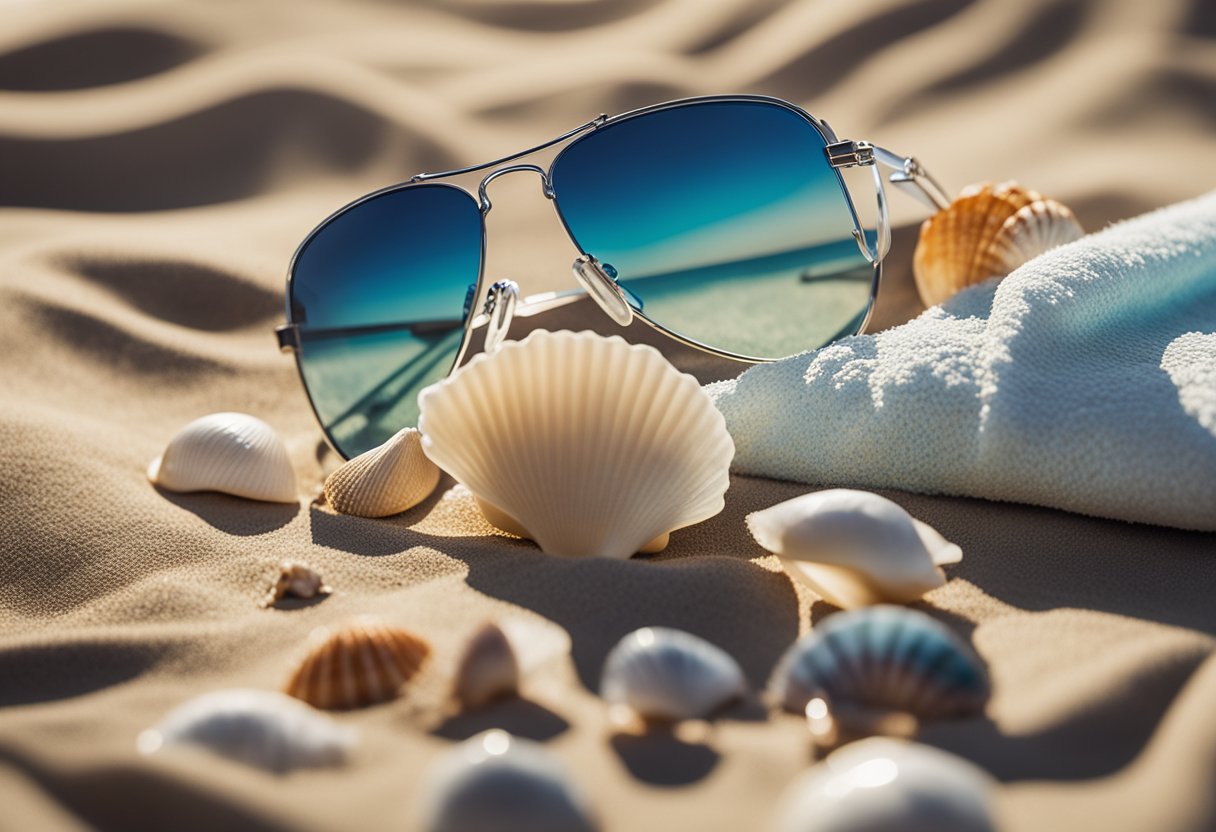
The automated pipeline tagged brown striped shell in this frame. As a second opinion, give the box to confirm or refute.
[913,181,1084,307]
[323,427,440,518]
[284,618,431,709]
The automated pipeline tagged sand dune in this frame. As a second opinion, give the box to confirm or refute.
[1,0,1214,830]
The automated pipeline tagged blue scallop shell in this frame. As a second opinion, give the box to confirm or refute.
[769,606,989,720]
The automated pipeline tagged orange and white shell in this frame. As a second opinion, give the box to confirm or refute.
[913,181,1084,307]
[148,412,297,503]
[284,618,430,710]
[323,427,440,518]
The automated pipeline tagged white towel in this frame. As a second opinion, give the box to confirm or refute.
[707,191,1216,531]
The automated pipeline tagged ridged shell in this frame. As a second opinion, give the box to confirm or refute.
[747,489,962,609]
[418,730,598,832]
[148,412,297,503]
[978,198,1085,279]
[284,618,430,710]
[417,330,734,559]
[453,622,520,709]
[136,689,355,773]
[323,427,440,518]
[260,561,331,608]
[769,607,989,737]
[600,627,747,722]
[773,738,997,832]
[913,181,1083,307]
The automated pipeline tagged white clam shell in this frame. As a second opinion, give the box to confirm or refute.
[136,689,355,773]
[772,738,997,832]
[419,729,598,832]
[417,330,734,558]
[769,606,990,726]
[747,489,962,608]
[600,627,747,722]
[148,412,297,503]
[323,427,440,518]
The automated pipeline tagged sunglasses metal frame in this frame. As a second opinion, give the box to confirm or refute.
[276,94,948,458]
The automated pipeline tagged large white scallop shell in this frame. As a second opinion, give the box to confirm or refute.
[769,606,989,740]
[418,729,598,832]
[136,689,355,773]
[323,427,440,518]
[772,738,997,832]
[417,329,734,558]
[148,412,297,503]
[601,627,747,722]
[747,489,962,608]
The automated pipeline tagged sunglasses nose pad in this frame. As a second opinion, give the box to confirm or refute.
[572,255,634,327]
[482,279,519,352]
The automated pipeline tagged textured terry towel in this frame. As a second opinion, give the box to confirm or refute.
[707,191,1216,531]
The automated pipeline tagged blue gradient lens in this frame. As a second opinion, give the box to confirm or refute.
[550,100,873,359]
[289,183,482,458]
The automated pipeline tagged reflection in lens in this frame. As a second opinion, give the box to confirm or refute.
[289,183,483,459]
[550,100,873,359]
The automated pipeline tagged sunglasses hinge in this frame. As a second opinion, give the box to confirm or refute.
[825,140,876,169]
[274,323,300,353]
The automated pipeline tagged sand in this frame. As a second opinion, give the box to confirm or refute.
[1,0,1214,830]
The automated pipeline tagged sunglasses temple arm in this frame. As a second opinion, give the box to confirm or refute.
[868,144,952,212]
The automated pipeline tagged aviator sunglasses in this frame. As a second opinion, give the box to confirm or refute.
[276,94,949,460]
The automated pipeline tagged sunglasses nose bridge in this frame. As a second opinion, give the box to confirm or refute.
[477,164,553,214]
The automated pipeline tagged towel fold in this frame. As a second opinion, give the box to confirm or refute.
[707,191,1216,531]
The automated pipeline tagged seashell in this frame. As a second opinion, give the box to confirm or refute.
[913,180,1084,307]
[284,618,431,710]
[453,622,520,709]
[417,329,734,558]
[600,627,747,722]
[769,606,989,747]
[323,427,440,518]
[747,489,962,609]
[772,737,997,832]
[259,560,331,608]
[136,689,355,773]
[977,198,1084,281]
[148,412,297,503]
[418,729,598,832]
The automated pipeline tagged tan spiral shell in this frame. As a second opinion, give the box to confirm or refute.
[323,427,440,518]
[913,181,1084,307]
[284,618,431,710]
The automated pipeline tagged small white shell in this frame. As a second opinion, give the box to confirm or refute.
[260,561,331,608]
[453,622,520,709]
[418,330,734,558]
[772,738,997,832]
[148,412,297,503]
[323,427,440,518]
[747,489,962,608]
[600,627,747,722]
[418,729,598,832]
[136,689,355,773]
[769,606,989,740]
